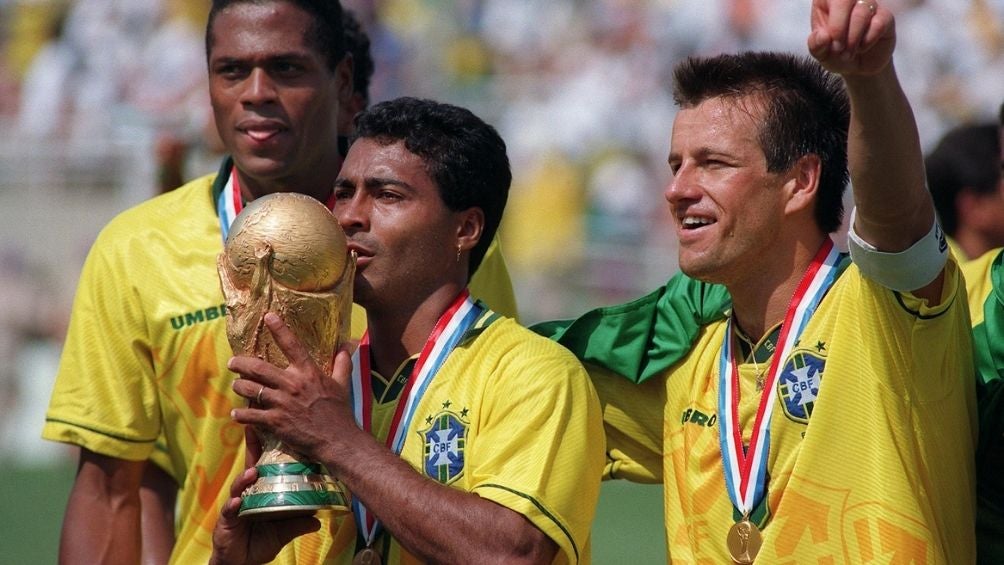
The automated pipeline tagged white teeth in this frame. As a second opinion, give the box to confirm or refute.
[682,216,713,227]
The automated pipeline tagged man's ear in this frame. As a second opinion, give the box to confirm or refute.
[456,207,485,254]
[783,153,822,216]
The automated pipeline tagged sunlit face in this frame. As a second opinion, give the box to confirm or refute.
[333,139,466,310]
[207,2,348,191]
[664,96,789,286]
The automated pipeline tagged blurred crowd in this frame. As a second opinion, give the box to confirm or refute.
[1,0,1003,462]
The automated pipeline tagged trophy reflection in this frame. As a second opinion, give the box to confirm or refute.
[218,192,355,518]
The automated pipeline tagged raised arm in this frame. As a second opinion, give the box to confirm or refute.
[808,0,945,301]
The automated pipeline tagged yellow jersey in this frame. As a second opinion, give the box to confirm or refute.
[598,260,976,562]
[275,313,604,564]
[43,158,520,564]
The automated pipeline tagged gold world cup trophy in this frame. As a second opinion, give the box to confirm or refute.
[218,192,355,518]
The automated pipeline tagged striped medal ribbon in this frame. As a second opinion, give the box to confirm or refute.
[216,167,338,243]
[349,290,482,545]
[717,239,842,521]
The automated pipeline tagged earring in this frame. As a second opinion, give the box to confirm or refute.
[456,244,462,263]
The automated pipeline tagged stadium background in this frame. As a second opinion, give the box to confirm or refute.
[1,0,1002,561]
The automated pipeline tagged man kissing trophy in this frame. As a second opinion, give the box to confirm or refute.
[218,192,355,517]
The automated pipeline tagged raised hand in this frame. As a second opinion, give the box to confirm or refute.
[807,0,895,76]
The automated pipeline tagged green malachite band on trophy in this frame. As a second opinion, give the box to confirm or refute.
[237,461,351,516]
[256,462,326,477]
[240,489,350,513]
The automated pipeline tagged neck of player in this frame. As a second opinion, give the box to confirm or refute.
[727,233,828,342]
[236,168,339,204]
[365,280,470,378]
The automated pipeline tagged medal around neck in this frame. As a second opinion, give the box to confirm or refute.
[218,192,356,518]
[726,518,762,564]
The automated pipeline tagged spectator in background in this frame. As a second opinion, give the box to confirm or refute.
[927,122,1004,261]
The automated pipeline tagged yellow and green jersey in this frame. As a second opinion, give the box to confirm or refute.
[43,157,520,564]
[43,169,244,562]
[962,247,1004,562]
[274,313,604,564]
[540,259,977,562]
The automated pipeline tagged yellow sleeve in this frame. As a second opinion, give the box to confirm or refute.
[468,339,604,564]
[587,364,664,483]
[42,228,161,460]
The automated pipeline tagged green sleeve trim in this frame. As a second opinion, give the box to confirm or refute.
[891,289,956,320]
[531,273,730,383]
[478,483,578,562]
[44,417,159,444]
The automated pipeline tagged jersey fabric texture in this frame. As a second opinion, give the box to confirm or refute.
[275,312,604,565]
[540,259,977,563]
[962,247,1004,563]
[42,157,519,564]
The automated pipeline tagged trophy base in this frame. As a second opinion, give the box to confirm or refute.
[239,462,350,519]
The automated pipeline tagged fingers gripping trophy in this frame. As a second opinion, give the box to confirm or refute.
[218,192,355,518]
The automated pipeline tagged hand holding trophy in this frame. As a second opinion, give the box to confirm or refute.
[218,192,355,518]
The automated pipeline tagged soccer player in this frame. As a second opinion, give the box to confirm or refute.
[962,102,1004,563]
[210,96,604,564]
[42,1,516,563]
[538,0,976,561]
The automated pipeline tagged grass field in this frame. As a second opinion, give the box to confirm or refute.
[1,463,664,564]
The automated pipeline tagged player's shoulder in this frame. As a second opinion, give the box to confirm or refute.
[97,174,217,241]
[962,247,1001,287]
[472,316,592,387]
[482,315,582,357]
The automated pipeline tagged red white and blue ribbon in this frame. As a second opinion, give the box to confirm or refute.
[217,168,243,242]
[216,167,339,243]
[348,290,482,545]
[717,239,842,518]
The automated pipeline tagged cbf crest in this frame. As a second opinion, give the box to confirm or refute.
[777,349,826,423]
[419,405,469,485]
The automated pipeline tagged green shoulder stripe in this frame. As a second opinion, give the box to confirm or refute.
[45,417,159,444]
[531,273,730,384]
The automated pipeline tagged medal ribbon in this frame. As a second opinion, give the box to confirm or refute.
[348,290,482,545]
[717,239,841,516]
[216,167,338,242]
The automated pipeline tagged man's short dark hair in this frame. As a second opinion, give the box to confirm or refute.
[673,52,850,233]
[206,0,346,72]
[925,122,1001,236]
[353,97,511,277]
[343,9,374,104]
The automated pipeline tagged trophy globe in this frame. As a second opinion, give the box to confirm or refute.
[218,192,355,518]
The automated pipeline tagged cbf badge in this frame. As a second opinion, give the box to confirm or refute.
[777,350,826,423]
[420,409,469,484]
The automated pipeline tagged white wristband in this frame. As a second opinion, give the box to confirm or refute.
[846,207,948,291]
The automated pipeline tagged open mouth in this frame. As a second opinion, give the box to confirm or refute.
[681,215,715,230]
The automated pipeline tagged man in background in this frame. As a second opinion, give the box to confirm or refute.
[926,121,1004,261]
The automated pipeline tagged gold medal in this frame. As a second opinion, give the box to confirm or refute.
[726,519,762,564]
[352,547,382,565]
